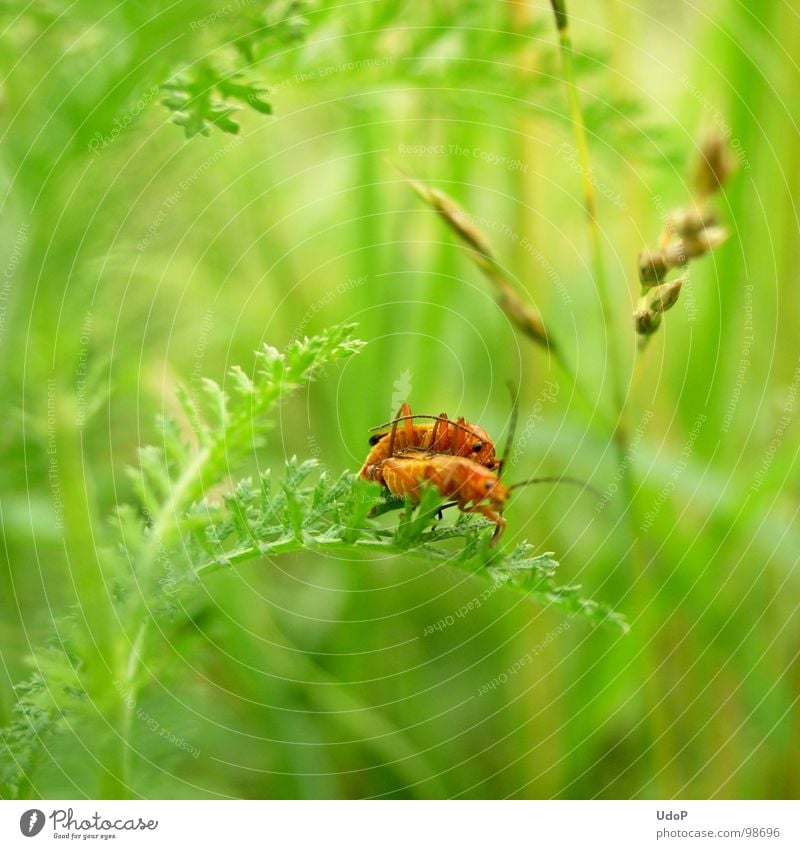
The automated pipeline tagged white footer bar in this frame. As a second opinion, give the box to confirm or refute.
[2,800,797,848]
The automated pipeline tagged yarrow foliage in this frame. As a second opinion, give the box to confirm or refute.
[0,324,623,798]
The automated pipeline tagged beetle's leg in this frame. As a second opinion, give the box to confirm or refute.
[429,411,449,451]
[459,503,506,546]
[431,500,458,515]
[387,403,412,456]
[448,417,460,454]
[481,506,506,546]
[401,403,416,448]
[488,524,506,546]
[428,413,440,450]
[454,416,469,455]
[431,497,456,527]
[387,421,399,457]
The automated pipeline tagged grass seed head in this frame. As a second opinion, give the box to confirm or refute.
[634,275,686,336]
[667,207,718,240]
[693,131,735,198]
[637,133,731,339]
[634,307,662,336]
[638,249,669,285]
[402,170,553,351]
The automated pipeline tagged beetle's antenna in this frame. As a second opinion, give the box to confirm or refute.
[508,475,601,499]
[369,414,484,442]
[497,381,519,478]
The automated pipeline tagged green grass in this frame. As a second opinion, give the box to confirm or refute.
[1,0,799,799]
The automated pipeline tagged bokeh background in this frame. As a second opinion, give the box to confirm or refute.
[1,0,799,798]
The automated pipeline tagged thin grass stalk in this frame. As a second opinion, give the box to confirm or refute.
[549,1,627,428]
[399,169,609,429]
[549,0,678,794]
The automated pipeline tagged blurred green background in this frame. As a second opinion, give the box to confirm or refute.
[1,0,799,798]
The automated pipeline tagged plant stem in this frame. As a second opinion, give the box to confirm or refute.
[118,620,148,797]
[113,447,212,796]
[550,2,627,431]
[195,535,470,581]
[549,0,677,795]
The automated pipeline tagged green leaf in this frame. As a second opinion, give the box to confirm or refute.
[161,66,272,139]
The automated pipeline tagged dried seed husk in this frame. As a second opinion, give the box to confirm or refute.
[634,275,686,335]
[693,132,735,198]
[403,172,553,351]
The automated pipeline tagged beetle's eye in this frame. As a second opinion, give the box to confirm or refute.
[472,442,483,453]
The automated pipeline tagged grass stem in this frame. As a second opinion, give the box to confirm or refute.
[549,0,678,795]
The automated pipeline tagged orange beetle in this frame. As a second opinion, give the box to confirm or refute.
[363,394,591,545]
[359,403,499,483]
[375,451,510,543]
